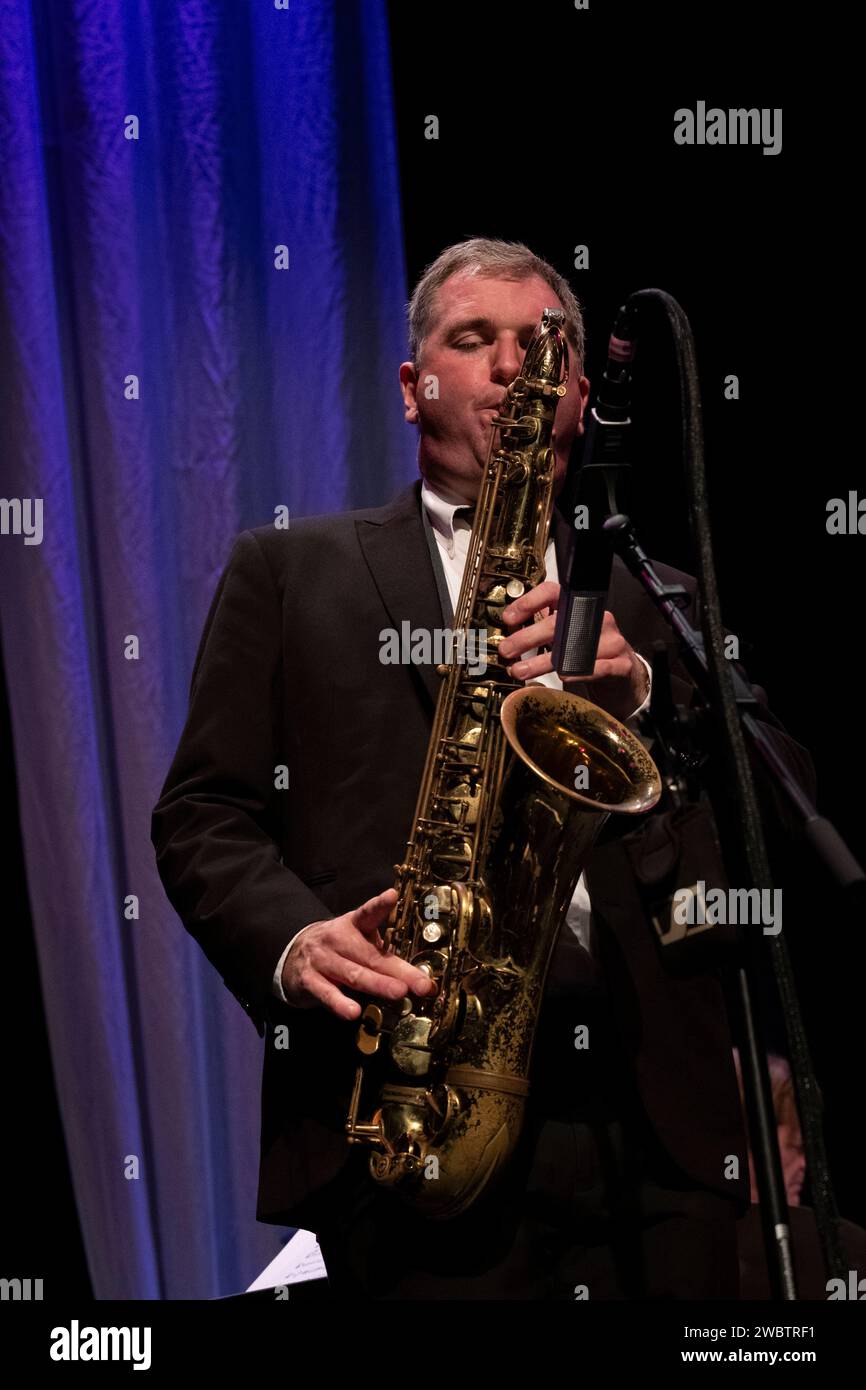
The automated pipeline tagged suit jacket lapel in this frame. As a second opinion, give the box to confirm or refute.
[355,480,445,711]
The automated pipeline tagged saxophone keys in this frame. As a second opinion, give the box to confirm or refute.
[418,885,451,940]
[390,1014,433,1077]
[356,1002,384,1056]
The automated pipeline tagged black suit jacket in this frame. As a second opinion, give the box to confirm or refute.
[151,479,816,1229]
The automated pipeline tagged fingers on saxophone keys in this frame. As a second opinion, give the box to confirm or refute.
[339,953,433,1002]
[354,935,435,998]
[385,957,436,998]
[352,888,398,935]
[502,582,557,624]
[500,618,554,661]
[337,959,409,1000]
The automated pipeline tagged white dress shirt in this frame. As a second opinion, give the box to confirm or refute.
[272,476,652,1001]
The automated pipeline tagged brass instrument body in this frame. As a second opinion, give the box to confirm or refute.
[345,310,661,1219]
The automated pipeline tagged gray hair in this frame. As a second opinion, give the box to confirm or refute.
[407,237,585,373]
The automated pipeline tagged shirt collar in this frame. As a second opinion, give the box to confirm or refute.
[420,477,476,558]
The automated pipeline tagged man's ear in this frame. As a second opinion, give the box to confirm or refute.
[575,374,590,436]
[399,361,419,423]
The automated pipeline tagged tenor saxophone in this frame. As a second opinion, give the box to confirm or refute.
[345,308,661,1218]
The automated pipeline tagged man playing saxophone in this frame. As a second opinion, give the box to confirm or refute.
[152,238,817,1299]
[280,254,649,1021]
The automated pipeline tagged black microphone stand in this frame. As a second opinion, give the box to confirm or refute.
[574,288,862,1299]
[608,510,860,1298]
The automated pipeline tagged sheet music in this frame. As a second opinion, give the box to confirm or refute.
[246,1227,328,1292]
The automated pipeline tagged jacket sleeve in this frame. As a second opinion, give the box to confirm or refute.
[150,529,334,1037]
[599,566,817,860]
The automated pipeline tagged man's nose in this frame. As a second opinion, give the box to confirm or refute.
[788,1154,806,1191]
[490,336,523,386]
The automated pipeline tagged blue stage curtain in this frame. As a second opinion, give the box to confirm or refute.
[0,0,415,1299]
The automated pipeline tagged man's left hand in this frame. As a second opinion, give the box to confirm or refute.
[498,581,649,723]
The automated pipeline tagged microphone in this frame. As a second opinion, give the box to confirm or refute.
[552,302,637,677]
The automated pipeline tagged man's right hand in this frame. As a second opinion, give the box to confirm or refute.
[280,887,435,1020]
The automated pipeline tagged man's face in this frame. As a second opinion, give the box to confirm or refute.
[400,271,590,504]
[747,1105,807,1206]
[778,1114,806,1207]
